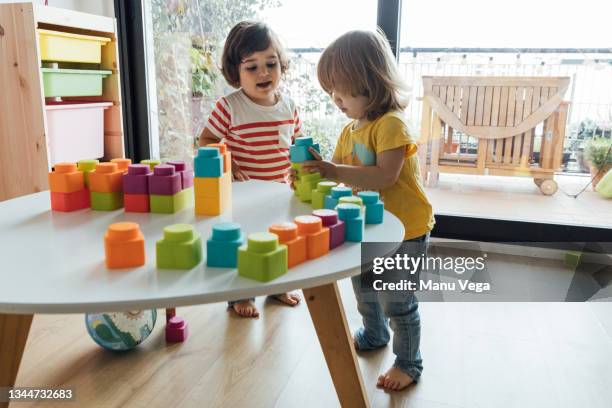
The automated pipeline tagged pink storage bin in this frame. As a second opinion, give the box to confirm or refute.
[45,101,113,165]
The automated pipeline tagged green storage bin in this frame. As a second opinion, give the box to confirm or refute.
[41,68,112,97]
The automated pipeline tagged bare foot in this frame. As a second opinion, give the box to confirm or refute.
[230,300,260,318]
[376,367,415,391]
[271,292,301,306]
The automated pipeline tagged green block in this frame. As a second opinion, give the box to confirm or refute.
[237,232,288,282]
[91,191,123,211]
[156,224,202,269]
[311,181,337,209]
[564,251,582,269]
[150,188,193,213]
[140,159,161,171]
[77,159,99,188]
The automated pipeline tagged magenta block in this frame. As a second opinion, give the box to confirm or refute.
[148,164,181,195]
[168,161,194,189]
[313,209,346,249]
[123,164,152,194]
[165,316,189,343]
[182,169,194,189]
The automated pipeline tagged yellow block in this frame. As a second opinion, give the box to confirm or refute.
[38,29,110,64]
[195,173,231,215]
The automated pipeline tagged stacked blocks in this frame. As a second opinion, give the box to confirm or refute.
[165,316,189,342]
[49,162,89,211]
[90,162,123,210]
[337,203,363,242]
[269,222,307,268]
[357,191,384,224]
[156,224,202,269]
[77,159,99,188]
[312,209,345,250]
[104,222,145,269]
[149,165,186,214]
[296,172,322,202]
[294,215,330,259]
[123,164,152,212]
[194,147,231,216]
[167,160,195,189]
[311,181,337,209]
[208,143,231,174]
[238,232,288,282]
[290,136,320,162]
[111,158,132,173]
[324,186,352,209]
[140,159,161,171]
[206,222,244,268]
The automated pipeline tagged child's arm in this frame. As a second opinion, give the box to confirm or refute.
[303,146,406,190]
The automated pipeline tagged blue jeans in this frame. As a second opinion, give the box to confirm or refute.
[351,233,428,382]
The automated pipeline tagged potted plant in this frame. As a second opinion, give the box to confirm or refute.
[584,137,612,188]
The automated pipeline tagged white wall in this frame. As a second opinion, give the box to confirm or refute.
[0,0,114,17]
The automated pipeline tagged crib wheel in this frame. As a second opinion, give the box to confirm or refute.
[534,178,544,186]
[539,179,558,195]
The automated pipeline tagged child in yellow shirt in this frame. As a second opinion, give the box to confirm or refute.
[298,30,434,391]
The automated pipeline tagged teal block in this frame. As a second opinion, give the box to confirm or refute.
[238,245,288,282]
[206,222,244,268]
[324,195,338,209]
[91,191,123,211]
[337,203,363,242]
[331,186,352,199]
[156,224,202,269]
[290,136,320,163]
[365,202,384,224]
[194,147,223,177]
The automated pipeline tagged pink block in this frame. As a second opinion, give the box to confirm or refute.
[123,164,152,194]
[167,161,194,189]
[313,209,345,249]
[165,316,189,343]
[148,165,181,195]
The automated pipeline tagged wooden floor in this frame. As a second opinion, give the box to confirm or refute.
[13,256,612,408]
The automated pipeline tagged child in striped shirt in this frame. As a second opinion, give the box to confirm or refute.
[199,21,301,317]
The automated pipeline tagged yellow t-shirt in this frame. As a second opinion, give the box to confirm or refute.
[332,111,435,240]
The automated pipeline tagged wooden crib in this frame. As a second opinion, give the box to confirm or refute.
[418,76,570,195]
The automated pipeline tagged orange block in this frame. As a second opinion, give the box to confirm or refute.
[111,158,132,173]
[269,222,307,268]
[48,162,84,193]
[294,215,330,259]
[89,162,123,193]
[104,222,145,269]
[209,143,231,174]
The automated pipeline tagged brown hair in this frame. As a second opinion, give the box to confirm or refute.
[221,21,289,88]
[317,29,410,120]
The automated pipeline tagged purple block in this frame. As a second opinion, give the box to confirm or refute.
[148,165,181,195]
[167,161,194,189]
[182,169,194,189]
[313,209,345,249]
[167,160,186,172]
[165,316,189,343]
[123,164,152,194]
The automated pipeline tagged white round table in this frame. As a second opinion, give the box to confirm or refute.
[0,180,404,407]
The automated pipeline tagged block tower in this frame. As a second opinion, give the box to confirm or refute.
[290,136,322,203]
[194,146,231,216]
[123,164,152,212]
[149,164,189,214]
[89,162,124,211]
[167,160,195,210]
[48,162,89,211]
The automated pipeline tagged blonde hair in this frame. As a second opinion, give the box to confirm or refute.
[317,29,410,120]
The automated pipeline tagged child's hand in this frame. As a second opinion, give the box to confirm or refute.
[302,147,338,180]
[231,158,250,182]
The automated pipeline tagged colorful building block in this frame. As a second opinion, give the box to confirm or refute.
[294,215,330,259]
[311,181,337,210]
[269,222,307,268]
[91,191,123,211]
[206,222,244,268]
[194,171,232,216]
[358,191,384,224]
[324,186,352,209]
[48,162,84,193]
[150,187,194,214]
[140,159,161,171]
[104,222,145,269]
[194,147,223,178]
[123,164,151,194]
[124,193,150,212]
[290,136,320,163]
[156,224,202,269]
[291,162,303,196]
[338,195,363,208]
[238,232,288,282]
[208,143,231,174]
[89,162,123,193]
[148,165,181,196]
[296,172,322,202]
[312,209,346,249]
[111,158,132,173]
[50,189,90,212]
[337,203,363,242]
[167,160,195,189]
[165,316,189,343]
[77,159,99,187]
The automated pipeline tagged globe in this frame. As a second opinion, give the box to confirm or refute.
[85,310,157,351]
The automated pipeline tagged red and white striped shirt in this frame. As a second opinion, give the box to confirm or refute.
[205,90,302,182]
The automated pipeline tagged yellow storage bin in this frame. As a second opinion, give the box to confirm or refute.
[38,29,111,64]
